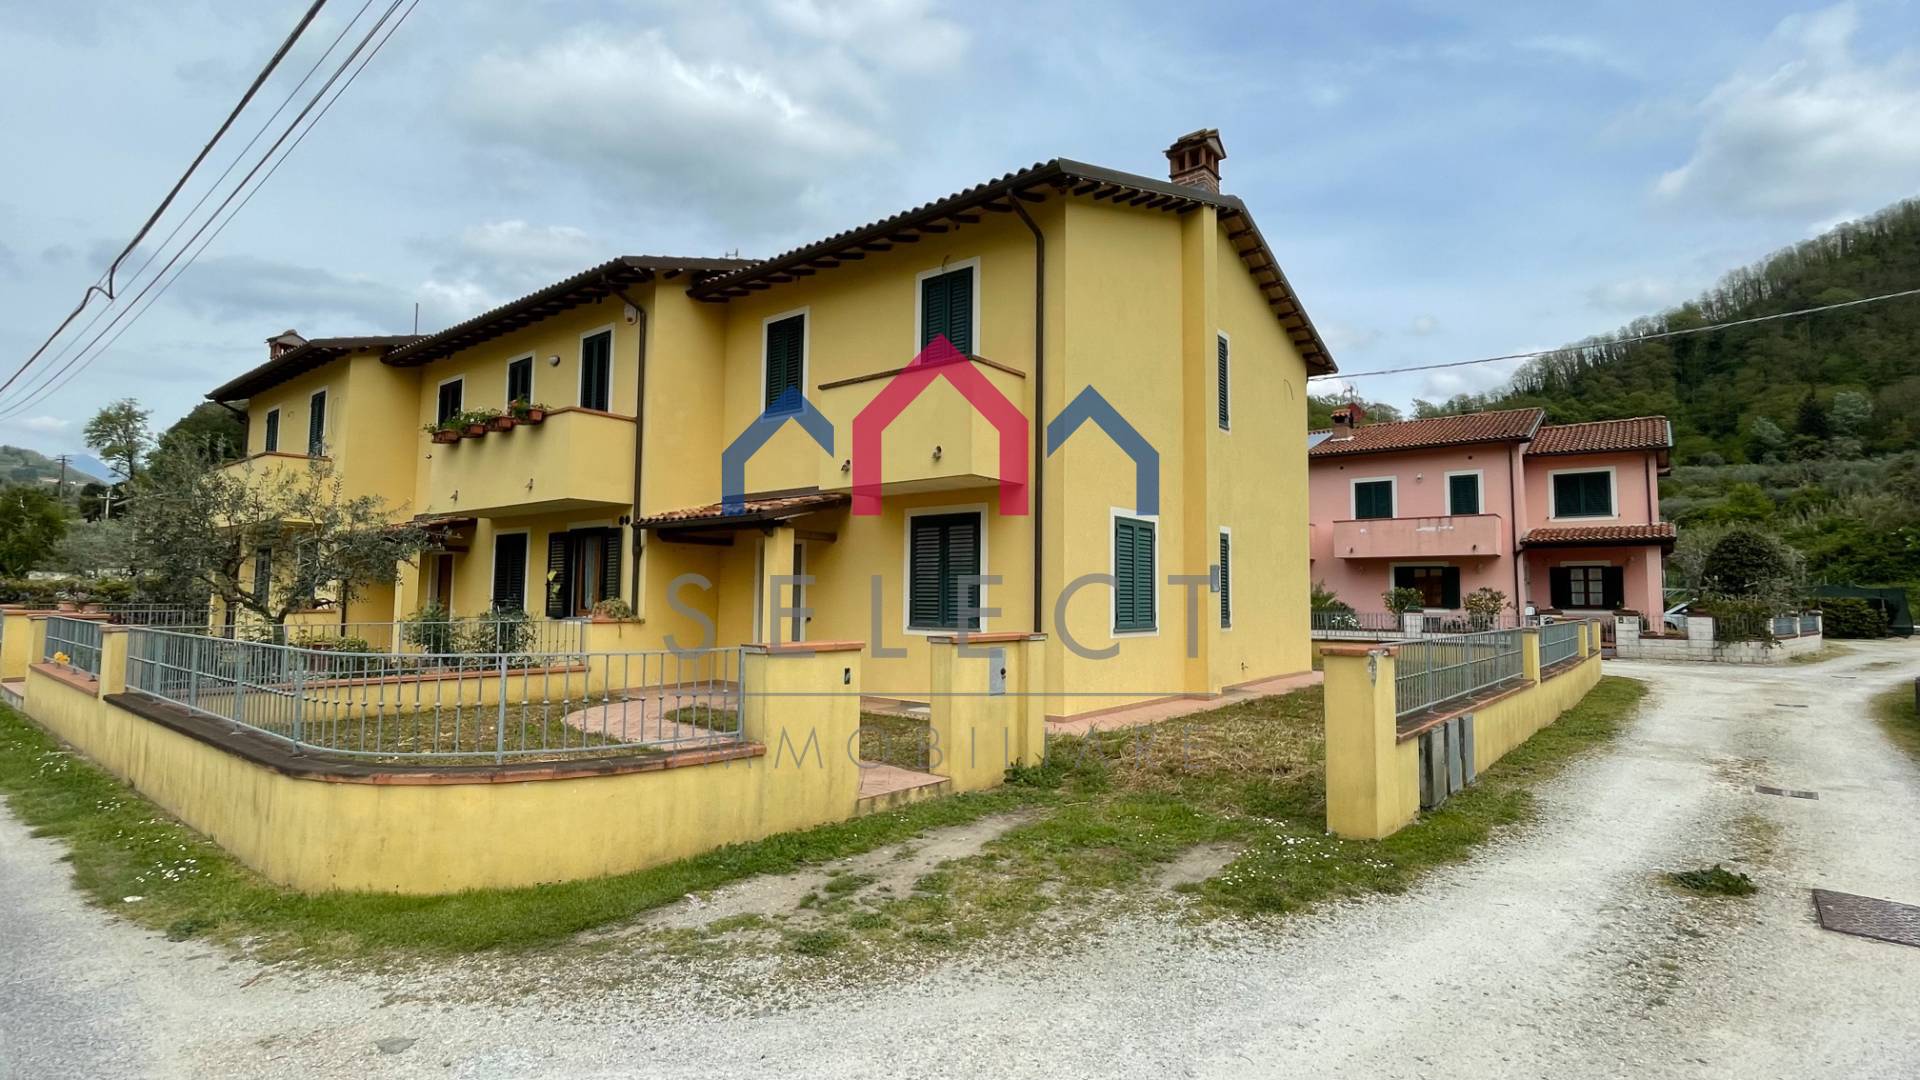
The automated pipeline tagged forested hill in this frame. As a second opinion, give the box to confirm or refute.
[0,445,107,486]
[1410,197,1920,465]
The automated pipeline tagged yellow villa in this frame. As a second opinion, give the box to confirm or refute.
[204,131,1336,721]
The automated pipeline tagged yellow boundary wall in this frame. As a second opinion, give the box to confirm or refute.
[17,629,867,894]
[1321,621,1604,839]
[926,633,1049,792]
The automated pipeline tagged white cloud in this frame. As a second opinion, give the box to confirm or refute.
[455,24,908,228]
[167,255,409,331]
[1409,314,1439,336]
[1655,3,1920,217]
[18,415,68,433]
[1416,354,1532,403]
[1324,323,1385,353]
[453,221,594,269]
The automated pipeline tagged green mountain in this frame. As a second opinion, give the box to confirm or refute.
[0,445,107,488]
[1415,197,1920,465]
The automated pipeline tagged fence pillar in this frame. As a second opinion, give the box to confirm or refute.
[25,616,49,670]
[1322,644,1418,840]
[927,633,1047,792]
[740,641,864,821]
[0,607,55,681]
[96,627,130,697]
[1522,627,1544,682]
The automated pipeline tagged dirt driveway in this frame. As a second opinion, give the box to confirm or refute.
[4,643,1919,1079]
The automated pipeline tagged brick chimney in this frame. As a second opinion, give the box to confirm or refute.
[1329,402,1367,437]
[266,329,306,360]
[1165,129,1227,192]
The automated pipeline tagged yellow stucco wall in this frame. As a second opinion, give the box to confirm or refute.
[21,643,863,894]
[1321,628,1604,840]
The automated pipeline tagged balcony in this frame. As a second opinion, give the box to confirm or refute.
[422,407,634,517]
[812,356,1029,496]
[1330,514,1504,560]
[216,452,331,523]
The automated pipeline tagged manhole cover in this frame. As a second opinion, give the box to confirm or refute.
[1812,889,1920,948]
[1755,785,1820,800]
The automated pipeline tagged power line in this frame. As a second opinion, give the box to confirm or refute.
[0,0,417,421]
[0,0,330,400]
[0,0,382,413]
[1308,285,1920,381]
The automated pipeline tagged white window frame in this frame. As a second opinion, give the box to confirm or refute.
[306,386,330,457]
[901,502,990,636]
[261,406,281,453]
[1108,506,1160,638]
[577,324,617,412]
[1547,466,1618,521]
[434,375,465,425]
[504,353,536,408]
[1216,330,1231,432]
[912,256,982,358]
[1218,525,1233,630]
[488,528,532,612]
[1349,475,1398,520]
[1443,468,1483,516]
[759,306,811,410]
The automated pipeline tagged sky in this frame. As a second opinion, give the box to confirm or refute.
[1,0,1917,457]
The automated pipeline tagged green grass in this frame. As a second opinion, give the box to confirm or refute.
[1665,864,1757,896]
[0,702,1042,960]
[1871,684,1920,765]
[858,712,931,771]
[1787,642,1857,665]
[0,674,1646,966]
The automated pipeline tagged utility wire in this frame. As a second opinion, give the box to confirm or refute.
[0,0,416,421]
[1309,285,1920,381]
[3,0,382,411]
[0,0,330,400]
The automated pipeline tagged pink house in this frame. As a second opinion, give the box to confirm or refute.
[1307,405,1674,622]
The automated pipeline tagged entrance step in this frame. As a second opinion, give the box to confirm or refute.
[855,762,950,815]
[0,680,23,711]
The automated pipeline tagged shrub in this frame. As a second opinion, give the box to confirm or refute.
[1382,586,1425,616]
[401,602,457,654]
[1699,526,1802,607]
[1820,597,1890,639]
[1309,579,1352,614]
[591,598,635,620]
[1463,587,1507,629]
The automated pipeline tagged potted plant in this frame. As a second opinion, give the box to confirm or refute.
[489,411,517,432]
[590,598,635,623]
[461,409,499,438]
[423,419,461,444]
[510,399,549,425]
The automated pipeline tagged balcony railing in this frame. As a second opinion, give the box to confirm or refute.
[1330,514,1504,560]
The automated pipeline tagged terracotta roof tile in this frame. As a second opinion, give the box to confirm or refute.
[1307,408,1544,457]
[208,335,424,401]
[1529,416,1671,456]
[634,492,849,529]
[1523,523,1676,546]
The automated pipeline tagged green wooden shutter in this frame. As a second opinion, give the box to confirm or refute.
[764,315,804,410]
[908,517,946,629]
[581,332,612,411]
[541,534,569,616]
[263,410,279,452]
[949,515,981,629]
[307,392,326,455]
[1448,473,1478,514]
[920,267,973,355]
[601,528,623,607]
[1355,480,1393,519]
[1218,531,1232,628]
[1114,517,1156,631]
[1216,335,1230,430]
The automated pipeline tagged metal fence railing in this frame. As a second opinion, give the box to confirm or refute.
[101,604,215,629]
[1313,609,1518,639]
[1540,620,1582,668]
[44,616,104,677]
[283,616,590,657]
[123,627,742,764]
[1394,628,1526,720]
[1800,612,1821,636]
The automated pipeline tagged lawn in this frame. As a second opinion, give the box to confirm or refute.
[0,676,1645,964]
[1870,683,1920,765]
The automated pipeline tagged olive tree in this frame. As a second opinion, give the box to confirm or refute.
[129,445,429,626]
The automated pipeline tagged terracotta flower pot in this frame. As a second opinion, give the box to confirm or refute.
[56,601,78,612]
[490,415,516,432]
[431,429,459,444]
[463,423,487,438]
[522,408,546,424]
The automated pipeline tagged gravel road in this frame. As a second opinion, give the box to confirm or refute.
[4,643,1919,1079]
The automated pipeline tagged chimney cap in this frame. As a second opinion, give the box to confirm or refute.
[1329,401,1367,429]
[1164,129,1227,193]
[265,329,306,346]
